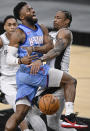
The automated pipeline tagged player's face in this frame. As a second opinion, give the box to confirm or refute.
[20,4,38,24]
[4,18,17,34]
[53,11,68,30]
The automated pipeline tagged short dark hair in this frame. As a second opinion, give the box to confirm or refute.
[3,15,17,26]
[61,10,72,27]
[13,2,27,20]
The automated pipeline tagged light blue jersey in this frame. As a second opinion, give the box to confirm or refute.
[18,23,43,58]
[16,24,50,103]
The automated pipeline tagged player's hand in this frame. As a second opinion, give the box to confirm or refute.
[21,46,33,56]
[27,60,42,74]
[21,55,37,65]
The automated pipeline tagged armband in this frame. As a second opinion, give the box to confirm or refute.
[6,46,19,65]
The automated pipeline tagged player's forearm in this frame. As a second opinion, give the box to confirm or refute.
[32,43,53,54]
[39,42,65,62]
[39,49,60,62]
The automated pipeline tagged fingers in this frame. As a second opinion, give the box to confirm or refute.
[30,54,38,59]
[21,46,26,49]
[27,55,39,61]
[25,55,38,59]
[30,64,40,74]
[21,46,32,56]
[28,60,42,74]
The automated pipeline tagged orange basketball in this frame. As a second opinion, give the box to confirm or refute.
[39,94,60,115]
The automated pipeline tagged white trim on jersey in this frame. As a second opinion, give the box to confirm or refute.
[49,29,73,73]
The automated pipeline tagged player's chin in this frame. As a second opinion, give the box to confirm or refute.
[54,26,58,30]
[33,16,38,21]
[54,24,58,29]
[9,31,15,34]
[33,18,38,24]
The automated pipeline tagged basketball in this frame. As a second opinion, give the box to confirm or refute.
[39,94,60,115]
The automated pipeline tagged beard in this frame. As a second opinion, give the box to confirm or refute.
[26,16,38,25]
[53,26,58,31]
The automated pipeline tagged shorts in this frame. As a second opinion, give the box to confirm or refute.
[16,66,63,105]
[0,75,17,96]
[48,68,63,87]
[16,97,31,107]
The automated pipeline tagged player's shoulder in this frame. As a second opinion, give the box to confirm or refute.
[58,28,71,34]
[0,33,6,47]
[0,32,6,38]
[39,24,46,29]
[39,24,48,33]
[57,28,72,38]
[11,28,25,39]
[0,38,3,48]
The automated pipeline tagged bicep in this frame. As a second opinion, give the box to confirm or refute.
[56,30,71,49]
[9,29,24,48]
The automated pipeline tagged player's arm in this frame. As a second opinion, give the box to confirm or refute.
[22,24,54,55]
[8,28,25,47]
[0,37,3,48]
[6,29,33,65]
[32,24,53,54]
[28,30,71,74]
[39,29,71,62]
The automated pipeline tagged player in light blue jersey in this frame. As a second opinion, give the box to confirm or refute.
[0,15,33,131]
[5,2,78,131]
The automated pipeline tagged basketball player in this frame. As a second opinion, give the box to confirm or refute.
[0,15,48,131]
[24,10,76,131]
[0,15,32,131]
[41,10,75,131]
[4,2,87,131]
[35,10,88,130]
[21,10,88,130]
[21,9,88,131]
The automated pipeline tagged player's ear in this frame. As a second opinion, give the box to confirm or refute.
[4,24,6,31]
[65,19,70,26]
[20,14,25,20]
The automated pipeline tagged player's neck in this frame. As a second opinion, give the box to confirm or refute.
[22,21,37,30]
[5,32,11,40]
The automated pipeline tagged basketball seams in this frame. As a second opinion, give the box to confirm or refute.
[47,94,53,114]
[43,95,47,113]
[39,94,60,115]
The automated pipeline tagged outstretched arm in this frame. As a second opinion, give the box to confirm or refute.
[21,24,54,55]
[39,29,72,62]
[28,29,72,74]
[6,29,33,65]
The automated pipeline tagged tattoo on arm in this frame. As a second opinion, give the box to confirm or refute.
[33,35,53,54]
[40,38,65,62]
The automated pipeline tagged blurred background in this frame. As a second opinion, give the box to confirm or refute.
[0,0,90,131]
[0,0,90,46]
